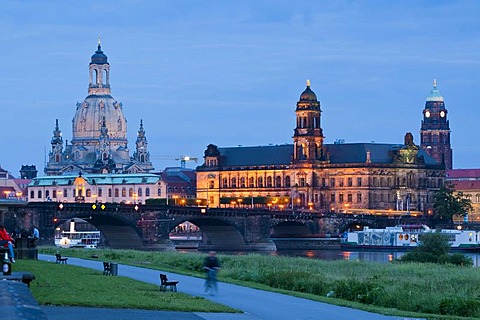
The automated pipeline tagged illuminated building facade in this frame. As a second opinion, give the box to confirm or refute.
[197,82,445,213]
[28,173,165,204]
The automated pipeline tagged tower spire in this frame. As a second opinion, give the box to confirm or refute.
[433,78,437,88]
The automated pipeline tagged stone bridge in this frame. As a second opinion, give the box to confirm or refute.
[3,202,431,251]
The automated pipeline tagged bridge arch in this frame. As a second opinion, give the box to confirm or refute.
[271,220,312,237]
[170,217,247,251]
[54,212,144,249]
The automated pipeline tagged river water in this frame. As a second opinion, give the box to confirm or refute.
[274,249,480,267]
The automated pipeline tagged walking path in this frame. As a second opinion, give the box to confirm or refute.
[38,254,422,320]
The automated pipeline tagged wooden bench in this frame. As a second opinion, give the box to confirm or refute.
[103,262,112,275]
[55,254,68,264]
[160,274,179,292]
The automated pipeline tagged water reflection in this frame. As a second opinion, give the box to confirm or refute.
[276,249,480,267]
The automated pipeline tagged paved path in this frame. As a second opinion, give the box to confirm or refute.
[39,254,422,320]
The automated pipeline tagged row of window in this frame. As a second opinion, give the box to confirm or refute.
[30,187,157,199]
[218,176,442,189]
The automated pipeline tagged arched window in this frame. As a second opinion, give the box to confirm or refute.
[108,188,112,197]
[86,189,91,197]
[145,188,150,197]
[222,178,228,188]
[129,188,133,197]
[103,69,108,85]
[248,177,254,188]
[285,176,291,188]
[157,188,161,196]
[258,177,264,188]
[275,176,282,188]
[138,188,143,196]
[98,188,103,197]
[30,190,34,199]
[114,188,119,197]
[122,188,126,197]
[231,177,237,188]
[45,190,50,199]
[267,176,273,188]
[38,190,42,199]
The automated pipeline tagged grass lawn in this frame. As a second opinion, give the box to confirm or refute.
[14,259,237,313]
[39,247,480,320]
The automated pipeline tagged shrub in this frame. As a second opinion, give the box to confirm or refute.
[399,232,472,266]
[448,253,473,267]
[439,297,480,317]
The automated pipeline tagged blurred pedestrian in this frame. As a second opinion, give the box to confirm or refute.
[203,251,220,295]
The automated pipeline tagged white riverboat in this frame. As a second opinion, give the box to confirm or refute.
[341,225,480,252]
[54,220,101,248]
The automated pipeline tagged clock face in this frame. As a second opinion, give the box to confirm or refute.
[425,111,431,118]
[440,111,445,118]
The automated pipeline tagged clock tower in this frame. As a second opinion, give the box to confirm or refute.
[293,80,324,163]
[420,80,452,169]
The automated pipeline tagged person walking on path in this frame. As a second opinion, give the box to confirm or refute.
[203,251,220,295]
[0,225,15,263]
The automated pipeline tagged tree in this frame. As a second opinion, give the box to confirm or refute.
[399,232,473,266]
[433,182,473,223]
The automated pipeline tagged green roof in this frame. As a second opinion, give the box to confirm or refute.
[29,173,161,187]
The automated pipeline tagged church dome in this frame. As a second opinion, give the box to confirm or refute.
[90,45,109,65]
[299,80,318,101]
[72,96,127,142]
[426,79,444,102]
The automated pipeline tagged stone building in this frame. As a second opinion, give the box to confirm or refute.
[45,41,154,175]
[197,81,445,213]
[446,169,480,220]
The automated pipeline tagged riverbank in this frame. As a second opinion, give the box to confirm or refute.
[40,247,480,319]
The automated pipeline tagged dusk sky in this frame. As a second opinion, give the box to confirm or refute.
[1,1,479,176]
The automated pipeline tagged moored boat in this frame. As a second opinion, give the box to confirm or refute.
[341,225,480,252]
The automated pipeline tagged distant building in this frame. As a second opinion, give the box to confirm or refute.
[447,169,480,220]
[45,41,154,175]
[0,166,29,201]
[158,168,196,204]
[28,173,165,204]
[20,165,37,179]
[420,80,452,170]
[197,81,445,213]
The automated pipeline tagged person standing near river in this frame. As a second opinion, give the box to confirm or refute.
[203,251,220,295]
